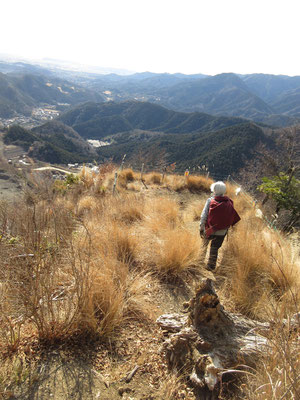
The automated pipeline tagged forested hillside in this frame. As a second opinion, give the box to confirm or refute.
[3,121,96,163]
[96,122,269,177]
[0,72,104,118]
[58,100,247,139]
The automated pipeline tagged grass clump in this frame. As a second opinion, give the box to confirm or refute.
[219,210,299,320]
[146,172,162,185]
[241,309,300,400]
[150,228,201,278]
[186,175,212,193]
[144,197,180,232]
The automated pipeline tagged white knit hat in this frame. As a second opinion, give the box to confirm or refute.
[210,181,226,195]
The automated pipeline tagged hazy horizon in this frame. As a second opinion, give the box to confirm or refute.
[1,0,300,76]
[2,52,300,78]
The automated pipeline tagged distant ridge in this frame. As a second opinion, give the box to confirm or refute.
[2,58,300,126]
[0,72,104,118]
[57,100,270,177]
[151,73,297,125]
[58,100,247,139]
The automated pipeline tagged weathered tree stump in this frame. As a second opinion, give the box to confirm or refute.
[157,279,270,398]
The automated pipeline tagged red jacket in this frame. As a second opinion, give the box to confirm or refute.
[205,196,240,237]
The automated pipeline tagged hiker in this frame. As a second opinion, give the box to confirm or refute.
[200,181,240,271]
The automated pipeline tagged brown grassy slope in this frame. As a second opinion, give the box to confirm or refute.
[0,168,299,399]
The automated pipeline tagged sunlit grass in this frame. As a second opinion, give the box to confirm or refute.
[0,167,299,399]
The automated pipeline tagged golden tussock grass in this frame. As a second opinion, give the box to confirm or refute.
[117,168,136,188]
[156,373,194,399]
[141,227,202,278]
[182,199,206,222]
[77,195,99,216]
[164,174,213,193]
[225,181,254,214]
[241,309,300,400]
[164,175,186,191]
[219,210,300,320]
[82,218,139,266]
[143,197,181,233]
[104,194,145,225]
[145,172,162,185]
[120,168,139,182]
[186,175,213,192]
[75,255,157,336]
[0,168,299,399]
[53,197,75,214]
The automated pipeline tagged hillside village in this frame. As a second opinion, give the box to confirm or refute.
[0,105,60,129]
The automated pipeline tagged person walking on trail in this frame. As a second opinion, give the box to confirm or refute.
[200,181,241,271]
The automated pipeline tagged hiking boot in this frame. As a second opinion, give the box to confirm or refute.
[206,264,216,271]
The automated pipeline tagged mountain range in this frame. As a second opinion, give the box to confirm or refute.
[58,100,247,139]
[0,71,104,118]
[2,57,300,126]
[1,58,300,176]
[57,100,272,176]
[86,72,300,126]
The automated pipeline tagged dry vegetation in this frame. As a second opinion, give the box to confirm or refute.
[0,167,299,399]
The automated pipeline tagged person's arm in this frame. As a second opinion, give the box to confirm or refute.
[200,198,211,236]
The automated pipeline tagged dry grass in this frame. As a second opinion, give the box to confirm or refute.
[143,197,181,233]
[225,181,254,215]
[219,209,299,320]
[77,258,156,336]
[156,373,195,399]
[105,194,145,225]
[0,168,299,399]
[182,199,206,222]
[148,227,201,278]
[186,175,212,193]
[145,172,162,185]
[241,310,300,400]
[164,174,213,193]
[117,168,139,188]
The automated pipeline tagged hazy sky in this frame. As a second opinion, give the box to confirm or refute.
[1,0,300,76]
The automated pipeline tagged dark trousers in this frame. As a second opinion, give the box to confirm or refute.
[203,234,226,270]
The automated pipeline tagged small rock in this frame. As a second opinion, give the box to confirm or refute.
[118,387,132,396]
